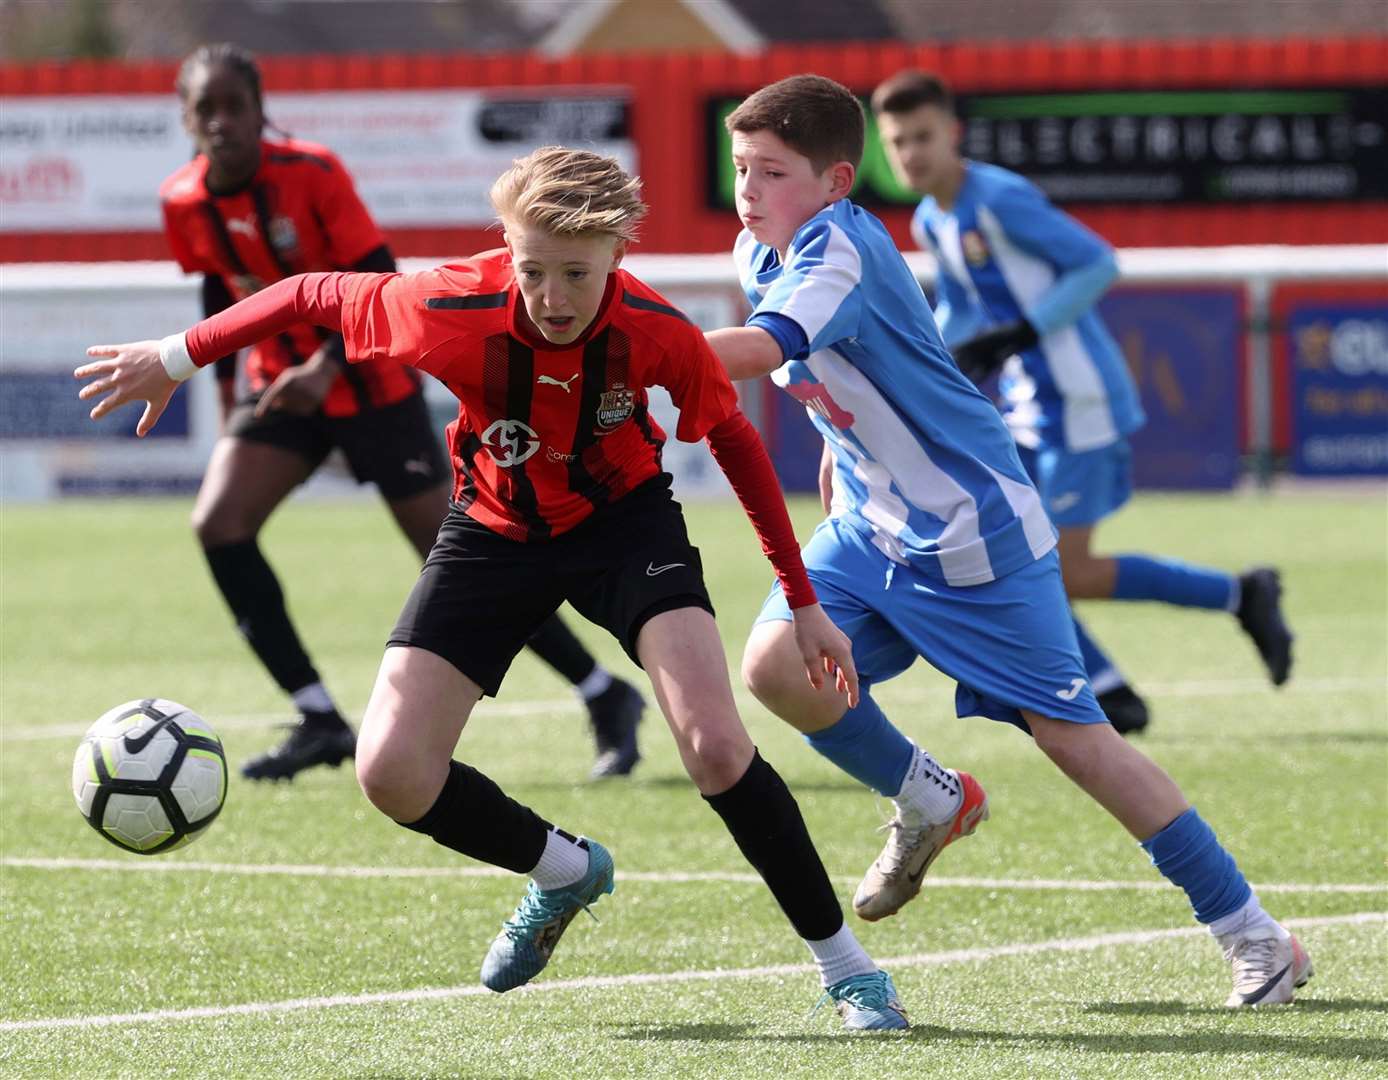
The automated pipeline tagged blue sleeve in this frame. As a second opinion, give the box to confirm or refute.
[747,312,808,362]
[989,181,1118,336]
[752,216,862,354]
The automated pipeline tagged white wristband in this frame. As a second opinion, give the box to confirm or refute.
[158,332,198,382]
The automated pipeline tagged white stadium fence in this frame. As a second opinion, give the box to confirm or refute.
[1,245,1384,501]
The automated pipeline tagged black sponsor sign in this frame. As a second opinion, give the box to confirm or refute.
[708,87,1388,207]
[478,96,630,144]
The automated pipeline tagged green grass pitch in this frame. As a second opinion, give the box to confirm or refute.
[1,490,1384,1078]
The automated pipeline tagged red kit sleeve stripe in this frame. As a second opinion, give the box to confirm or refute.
[704,410,816,609]
[184,272,350,368]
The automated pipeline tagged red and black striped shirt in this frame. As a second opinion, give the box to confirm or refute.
[338,250,738,540]
[182,257,816,606]
[160,137,418,416]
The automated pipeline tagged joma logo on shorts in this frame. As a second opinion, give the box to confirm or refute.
[1056,678,1086,701]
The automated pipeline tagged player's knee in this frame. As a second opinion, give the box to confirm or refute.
[741,638,798,708]
[355,740,430,822]
[1031,718,1105,782]
[680,728,751,791]
[191,503,257,549]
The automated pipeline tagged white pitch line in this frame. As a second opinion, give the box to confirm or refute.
[4,856,1384,895]
[3,675,1384,742]
[0,911,1380,1034]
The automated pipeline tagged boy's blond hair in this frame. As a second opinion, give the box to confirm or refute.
[490,146,648,243]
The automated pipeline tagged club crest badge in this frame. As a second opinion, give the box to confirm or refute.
[269,215,300,255]
[962,229,989,267]
[596,385,635,431]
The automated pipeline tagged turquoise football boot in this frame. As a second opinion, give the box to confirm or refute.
[480,840,614,992]
[823,970,910,1031]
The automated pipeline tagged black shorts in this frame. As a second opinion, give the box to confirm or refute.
[388,474,714,695]
[226,390,448,500]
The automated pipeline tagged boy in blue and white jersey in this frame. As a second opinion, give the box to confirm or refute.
[706,74,1311,1009]
[871,70,1294,734]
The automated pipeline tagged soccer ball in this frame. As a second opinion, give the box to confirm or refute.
[71,699,227,855]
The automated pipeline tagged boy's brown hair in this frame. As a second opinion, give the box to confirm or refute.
[490,146,648,242]
[870,70,955,117]
[724,74,864,173]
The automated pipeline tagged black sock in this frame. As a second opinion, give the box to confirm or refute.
[203,539,319,694]
[703,750,844,941]
[526,613,597,685]
[402,760,550,874]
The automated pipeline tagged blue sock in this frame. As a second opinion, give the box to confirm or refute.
[804,692,915,796]
[1113,555,1235,611]
[1140,807,1251,924]
[1071,615,1124,693]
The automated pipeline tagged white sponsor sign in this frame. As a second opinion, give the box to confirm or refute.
[0,96,186,230]
[1,89,634,232]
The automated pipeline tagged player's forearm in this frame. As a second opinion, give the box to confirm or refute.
[704,411,816,609]
[1025,253,1117,336]
[704,326,785,380]
[201,275,240,382]
[162,273,352,380]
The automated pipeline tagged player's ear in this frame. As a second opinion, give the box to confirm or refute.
[826,161,856,202]
[609,237,628,270]
[179,100,198,138]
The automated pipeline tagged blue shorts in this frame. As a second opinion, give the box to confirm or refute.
[756,518,1106,733]
[1017,440,1132,528]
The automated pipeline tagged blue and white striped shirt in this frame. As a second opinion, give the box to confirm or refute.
[913,160,1145,453]
[736,199,1055,587]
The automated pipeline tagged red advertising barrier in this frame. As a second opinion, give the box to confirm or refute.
[3,36,1387,262]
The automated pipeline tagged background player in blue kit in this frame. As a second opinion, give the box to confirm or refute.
[705,74,1312,1008]
[870,70,1295,734]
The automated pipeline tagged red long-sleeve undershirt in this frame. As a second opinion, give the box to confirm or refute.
[184,273,816,608]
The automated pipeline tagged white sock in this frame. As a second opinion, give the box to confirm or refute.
[1225,577,1243,614]
[893,746,963,827]
[805,922,876,988]
[1209,893,1285,943]
[292,682,336,714]
[575,666,613,703]
[530,829,591,891]
[1089,666,1126,695]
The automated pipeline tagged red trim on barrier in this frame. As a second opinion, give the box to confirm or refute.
[2,36,1386,261]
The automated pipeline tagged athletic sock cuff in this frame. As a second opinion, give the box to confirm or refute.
[803,693,913,796]
[1141,807,1252,924]
[702,749,774,818]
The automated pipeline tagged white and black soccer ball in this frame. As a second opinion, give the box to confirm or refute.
[71,699,227,855]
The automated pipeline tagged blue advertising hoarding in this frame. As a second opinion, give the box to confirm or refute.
[1281,288,1388,476]
[764,285,1244,492]
[0,372,190,441]
[1098,287,1243,490]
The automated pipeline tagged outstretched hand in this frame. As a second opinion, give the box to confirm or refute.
[790,602,859,708]
[75,340,177,437]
